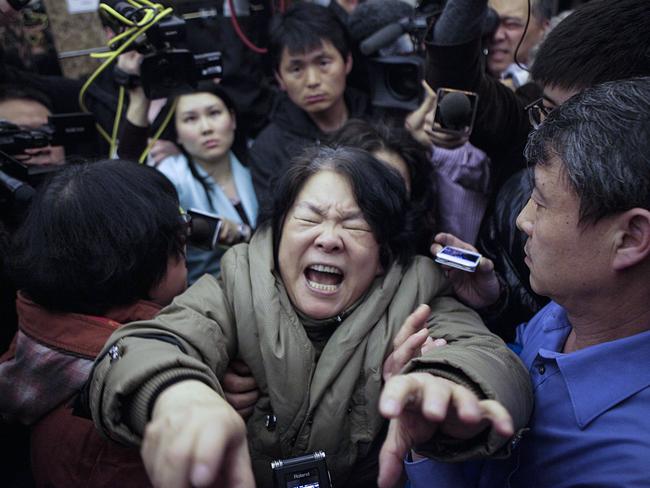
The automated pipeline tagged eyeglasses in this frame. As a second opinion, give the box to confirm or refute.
[179,210,192,241]
[524,97,553,129]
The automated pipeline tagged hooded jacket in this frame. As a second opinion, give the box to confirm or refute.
[249,88,371,207]
[88,226,532,487]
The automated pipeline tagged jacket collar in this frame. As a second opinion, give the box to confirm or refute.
[538,316,650,429]
[269,87,370,139]
[16,292,162,358]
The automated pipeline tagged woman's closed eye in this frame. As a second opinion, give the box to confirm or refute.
[343,221,371,233]
[295,216,320,225]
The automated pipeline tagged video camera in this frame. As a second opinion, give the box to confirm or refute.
[0,113,94,222]
[357,0,497,112]
[102,1,222,99]
[355,0,444,112]
[0,114,94,157]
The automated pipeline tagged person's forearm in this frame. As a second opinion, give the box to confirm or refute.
[432,0,488,46]
[126,87,150,128]
[118,88,151,160]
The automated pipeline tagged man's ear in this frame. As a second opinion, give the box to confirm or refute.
[345,53,353,76]
[275,70,287,91]
[612,208,650,271]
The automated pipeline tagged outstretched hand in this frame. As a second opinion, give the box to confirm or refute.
[142,380,255,488]
[377,374,513,488]
[431,233,501,309]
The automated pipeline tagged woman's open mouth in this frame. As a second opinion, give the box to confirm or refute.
[304,264,343,293]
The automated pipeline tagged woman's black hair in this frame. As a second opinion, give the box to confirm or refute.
[153,82,247,212]
[327,119,437,254]
[259,145,416,268]
[7,159,186,315]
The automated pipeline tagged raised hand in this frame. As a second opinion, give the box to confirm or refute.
[431,233,501,309]
[404,81,437,147]
[377,373,513,488]
[382,304,446,382]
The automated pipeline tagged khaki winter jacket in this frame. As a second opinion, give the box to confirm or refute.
[89,227,532,487]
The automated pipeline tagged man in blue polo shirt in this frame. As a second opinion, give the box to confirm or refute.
[405,78,650,487]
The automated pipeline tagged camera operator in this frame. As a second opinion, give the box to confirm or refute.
[0,85,65,167]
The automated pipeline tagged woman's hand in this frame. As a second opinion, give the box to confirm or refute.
[431,233,501,309]
[219,219,252,246]
[377,373,513,488]
[142,380,255,488]
[223,359,260,420]
[148,139,180,165]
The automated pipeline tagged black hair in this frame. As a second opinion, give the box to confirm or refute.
[531,0,650,91]
[269,2,351,72]
[153,82,247,212]
[327,118,437,254]
[259,145,416,268]
[7,159,186,315]
[0,84,53,114]
[525,77,650,224]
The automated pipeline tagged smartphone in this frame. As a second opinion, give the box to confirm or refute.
[435,245,482,272]
[433,88,479,137]
[187,208,222,250]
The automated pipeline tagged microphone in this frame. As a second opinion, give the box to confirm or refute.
[359,20,409,56]
[347,0,414,43]
[438,92,473,131]
[0,169,35,207]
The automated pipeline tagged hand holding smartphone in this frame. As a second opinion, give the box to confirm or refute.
[435,245,482,273]
[187,208,222,250]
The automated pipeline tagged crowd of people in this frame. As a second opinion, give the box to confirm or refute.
[1,0,649,487]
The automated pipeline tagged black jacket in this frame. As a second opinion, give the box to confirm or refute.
[249,87,370,208]
[426,37,534,191]
[477,169,549,342]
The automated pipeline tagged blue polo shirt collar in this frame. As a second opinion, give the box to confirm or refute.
[541,328,650,429]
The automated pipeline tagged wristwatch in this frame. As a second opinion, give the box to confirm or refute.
[237,223,252,242]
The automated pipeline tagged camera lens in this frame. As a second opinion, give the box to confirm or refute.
[386,64,419,101]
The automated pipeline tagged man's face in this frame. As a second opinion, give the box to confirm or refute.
[516,159,615,303]
[276,40,351,117]
[488,0,548,76]
[0,98,65,165]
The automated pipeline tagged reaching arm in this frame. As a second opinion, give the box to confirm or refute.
[141,379,255,487]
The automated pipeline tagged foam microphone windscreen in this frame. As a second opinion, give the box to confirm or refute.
[438,92,473,131]
[347,0,414,43]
